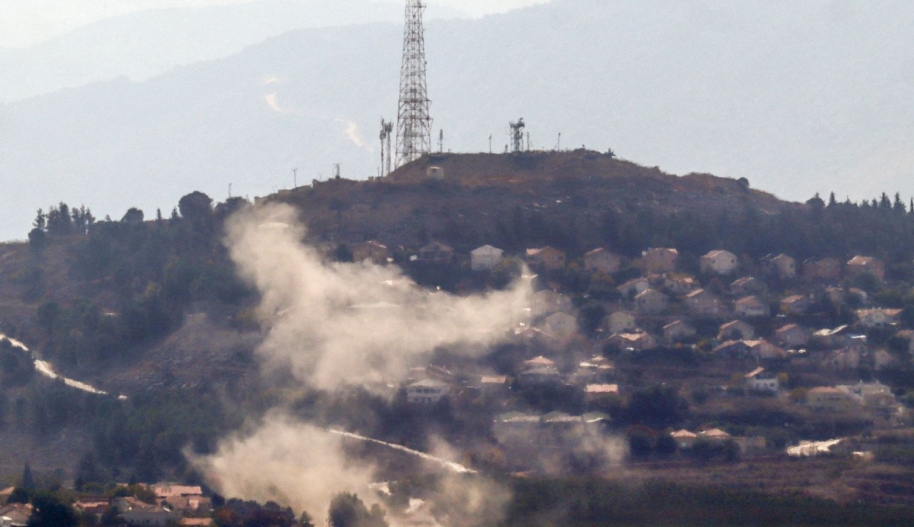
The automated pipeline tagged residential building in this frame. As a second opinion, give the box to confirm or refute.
[700,250,738,275]
[775,324,810,348]
[685,289,725,317]
[606,311,637,333]
[518,365,562,385]
[664,274,699,295]
[635,288,668,314]
[406,379,449,404]
[607,332,659,352]
[713,340,751,358]
[617,277,651,297]
[856,308,902,328]
[718,320,755,341]
[803,257,842,281]
[663,320,696,343]
[807,387,856,412]
[470,245,504,271]
[542,312,578,337]
[745,339,786,360]
[735,295,769,317]
[526,246,567,270]
[781,295,811,315]
[700,429,732,442]
[418,242,454,264]
[584,248,622,274]
[584,384,619,403]
[745,368,779,393]
[770,254,797,279]
[846,255,885,282]
[671,429,698,449]
[642,248,679,273]
[530,290,573,318]
[730,276,768,298]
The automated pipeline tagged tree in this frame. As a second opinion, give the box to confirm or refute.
[33,209,46,231]
[21,463,35,490]
[328,493,388,527]
[27,493,78,527]
[28,228,47,254]
[6,487,29,504]
[178,191,214,223]
[299,511,316,527]
[627,386,687,429]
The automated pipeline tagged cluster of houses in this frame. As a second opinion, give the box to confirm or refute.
[0,484,214,527]
[346,237,914,465]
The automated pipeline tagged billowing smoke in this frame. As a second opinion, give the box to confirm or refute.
[193,203,533,521]
[224,203,532,390]
[189,414,375,515]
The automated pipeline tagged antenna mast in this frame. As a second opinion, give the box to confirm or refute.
[395,0,433,168]
[509,118,526,153]
[380,119,394,176]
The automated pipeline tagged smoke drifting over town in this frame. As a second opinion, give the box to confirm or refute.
[223,203,532,390]
[193,202,534,518]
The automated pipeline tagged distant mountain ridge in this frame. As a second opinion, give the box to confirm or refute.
[0,0,912,242]
[0,0,466,104]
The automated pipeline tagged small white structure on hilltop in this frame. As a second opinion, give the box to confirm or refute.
[470,245,504,271]
[407,379,449,405]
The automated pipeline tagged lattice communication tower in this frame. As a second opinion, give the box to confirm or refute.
[395,0,433,168]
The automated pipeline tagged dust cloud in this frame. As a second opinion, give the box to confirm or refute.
[223,203,532,390]
[193,202,533,521]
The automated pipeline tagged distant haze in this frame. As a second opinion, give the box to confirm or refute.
[0,0,549,47]
[0,0,912,241]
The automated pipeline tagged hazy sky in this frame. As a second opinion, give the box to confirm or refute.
[0,0,550,47]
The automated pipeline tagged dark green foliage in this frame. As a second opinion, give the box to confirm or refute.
[327,493,388,527]
[0,339,35,386]
[6,487,29,504]
[577,302,606,338]
[504,478,914,526]
[626,385,687,429]
[27,229,46,254]
[27,493,77,527]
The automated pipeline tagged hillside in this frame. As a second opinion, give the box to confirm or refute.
[5,154,914,518]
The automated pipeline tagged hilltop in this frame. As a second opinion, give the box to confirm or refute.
[269,151,789,255]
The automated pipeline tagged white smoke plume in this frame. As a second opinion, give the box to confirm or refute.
[190,414,375,516]
[224,203,532,390]
[194,203,533,519]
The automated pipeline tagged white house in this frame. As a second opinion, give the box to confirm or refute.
[470,245,504,271]
[407,379,449,405]
[700,250,738,275]
[617,277,651,297]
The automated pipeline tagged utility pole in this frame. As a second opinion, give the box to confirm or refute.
[292,168,298,189]
[489,134,492,154]
[394,0,433,167]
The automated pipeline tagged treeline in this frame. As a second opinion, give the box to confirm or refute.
[27,192,253,368]
[505,478,914,526]
[484,191,914,270]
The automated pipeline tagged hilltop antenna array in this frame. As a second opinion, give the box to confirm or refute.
[379,119,394,176]
[395,0,433,167]
[509,118,526,153]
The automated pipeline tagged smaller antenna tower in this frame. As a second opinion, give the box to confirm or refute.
[379,119,394,176]
[438,129,444,153]
[292,168,298,188]
[488,134,493,154]
[333,164,341,179]
[509,118,526,153]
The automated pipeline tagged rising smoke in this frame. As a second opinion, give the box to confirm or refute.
[224,203,532,390]
[192,203,533,521]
